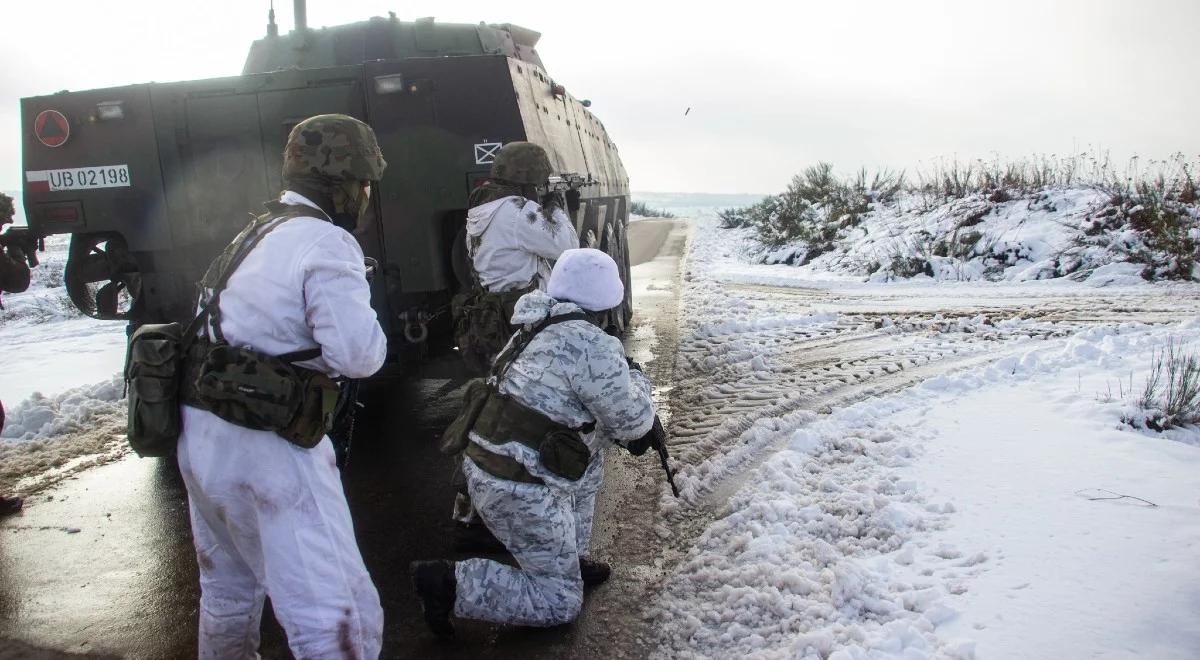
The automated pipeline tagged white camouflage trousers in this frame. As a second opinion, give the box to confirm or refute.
[453,452,604,626]
[178,406,383,659]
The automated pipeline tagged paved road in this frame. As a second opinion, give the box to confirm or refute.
[0,219,689,659]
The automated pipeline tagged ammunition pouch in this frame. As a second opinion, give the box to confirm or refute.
[439,378,490,455]
[181,339,337,449]
[451,282,535,374]
[466,390,594,482]
[124,322,187,458]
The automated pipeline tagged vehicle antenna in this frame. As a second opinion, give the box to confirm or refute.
[267,1,278,37]
[294,0,308,32]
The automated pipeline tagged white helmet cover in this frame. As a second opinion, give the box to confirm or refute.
[547,248,624,311]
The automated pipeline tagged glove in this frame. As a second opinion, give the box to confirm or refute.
[625,356,644,373]
[624,414,665,457]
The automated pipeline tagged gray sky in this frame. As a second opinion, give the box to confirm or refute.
[2,0,1197,194]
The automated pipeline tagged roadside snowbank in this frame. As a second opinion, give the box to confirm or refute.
[724,187,1200,283]
[653,316,1200,658]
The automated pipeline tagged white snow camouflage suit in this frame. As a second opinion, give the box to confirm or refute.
[454,195,580,522]
[464,196,579,293]
[177,191,387,659]
[455,290,656,626]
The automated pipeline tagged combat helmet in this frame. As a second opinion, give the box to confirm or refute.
[490,142,552,185]
[282,114,387,182]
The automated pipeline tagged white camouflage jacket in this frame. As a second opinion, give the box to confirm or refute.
[465,196,579,293]
[469,290,655,490]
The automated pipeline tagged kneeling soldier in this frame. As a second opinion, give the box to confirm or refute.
[413,248,657,634]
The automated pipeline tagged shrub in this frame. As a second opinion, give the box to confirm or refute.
[630,201,675,218]
[1126,339,1200,431]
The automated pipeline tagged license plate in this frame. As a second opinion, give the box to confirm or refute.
[26,165,131,192]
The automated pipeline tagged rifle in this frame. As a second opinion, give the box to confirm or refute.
[542,173,597,215]
[647,415,680,498]
[545,172,597,194]
[0,227,41,268]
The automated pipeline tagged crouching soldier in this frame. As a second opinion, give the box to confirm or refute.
[413,248,657,635]
[176,114,388,658]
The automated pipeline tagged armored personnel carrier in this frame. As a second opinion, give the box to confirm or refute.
[19,2,632,368]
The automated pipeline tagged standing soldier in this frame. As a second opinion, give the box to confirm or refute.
[0,193,31,308]
[413,248,659,635]
[0,192,31,516]
[453,141,580,373]
[176,115,388,658]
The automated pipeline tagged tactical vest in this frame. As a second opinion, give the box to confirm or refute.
[182,202,341,448]
[441,312,595,484]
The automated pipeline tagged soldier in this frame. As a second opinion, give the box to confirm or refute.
[413,248,658,635]
[0,193,31,309]
[176,115,388,659]
[454,141,580,373]
[451,141,581,540]
[0,193,29,517]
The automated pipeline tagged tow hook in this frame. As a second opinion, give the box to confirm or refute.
[400,310,431,344]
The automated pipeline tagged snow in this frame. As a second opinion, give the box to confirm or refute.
[651,216,1200,658]
[726,187,1199,283]
[0,234,129,492]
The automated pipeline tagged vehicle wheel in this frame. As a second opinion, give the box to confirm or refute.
[601,222,631,336]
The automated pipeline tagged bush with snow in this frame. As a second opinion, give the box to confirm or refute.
[1123,339,1200,432]
[721,154,1200,283]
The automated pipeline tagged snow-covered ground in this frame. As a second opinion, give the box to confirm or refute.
[0,235,128,492]
[728,186,1199,284]
[650,217,1200,658]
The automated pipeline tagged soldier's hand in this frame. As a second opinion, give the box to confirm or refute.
[625,356,644,373]
[624,415,665,457]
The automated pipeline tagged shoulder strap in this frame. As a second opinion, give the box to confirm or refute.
[183,202,318,349]
[490,312,590,382]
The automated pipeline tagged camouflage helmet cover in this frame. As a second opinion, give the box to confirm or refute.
[490,142,552,185]
[282,114,387,182]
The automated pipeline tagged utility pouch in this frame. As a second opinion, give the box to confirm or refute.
[192,344,303,433]
[124,322,186,457]
[452,284,534,374]
[278,370,340,449]
[439,378,491,455]
[538,429,591,481]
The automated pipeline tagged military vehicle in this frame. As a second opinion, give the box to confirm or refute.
[19,1,632,369]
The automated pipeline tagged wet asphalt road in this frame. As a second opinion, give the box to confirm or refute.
[0,220,682,659]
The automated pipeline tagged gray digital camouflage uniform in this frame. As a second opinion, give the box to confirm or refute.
[454,290,655,626]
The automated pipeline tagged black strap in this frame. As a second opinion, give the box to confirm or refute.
[183,203,323,357]
[489,312,590,382]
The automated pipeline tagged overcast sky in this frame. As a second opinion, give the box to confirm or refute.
[2,0,1197,194]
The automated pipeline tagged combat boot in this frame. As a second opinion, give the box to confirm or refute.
[411,560,457,638]
[580,557,611,587]
[0,495,22,517]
